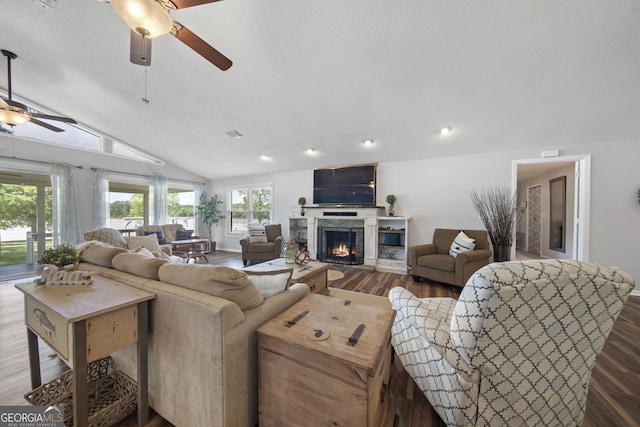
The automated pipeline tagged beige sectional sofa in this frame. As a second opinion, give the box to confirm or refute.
[76,242,309,427]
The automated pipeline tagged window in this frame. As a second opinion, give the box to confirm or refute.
[168,187,195,230]
[108,180,196,231]
[112,140,163,164]
[11,121,102,151]
[0,173,52,266]
[0,92,163,165]
[228,184,273,233]
[108,183,148,231]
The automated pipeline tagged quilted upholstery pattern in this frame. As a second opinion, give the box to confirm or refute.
[83,227,127,248]
[389,259,634,427]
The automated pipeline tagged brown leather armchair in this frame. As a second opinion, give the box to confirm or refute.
[408,228,492,287]
[239,224,283,265]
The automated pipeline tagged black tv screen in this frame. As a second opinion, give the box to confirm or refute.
[313,164,376,206]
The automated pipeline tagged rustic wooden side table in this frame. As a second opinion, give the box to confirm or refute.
[257,293,395,426]
[16,276,156,427]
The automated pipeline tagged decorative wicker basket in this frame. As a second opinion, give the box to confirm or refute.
[24,356,137,427]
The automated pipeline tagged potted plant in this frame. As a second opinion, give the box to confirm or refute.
[196,192,225,251]
[39,243,80,270]
[385,194,397,216]
[298,197,307,216]
[469,184,517,262]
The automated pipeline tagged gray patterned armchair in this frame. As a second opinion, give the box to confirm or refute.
[389,259,634,426]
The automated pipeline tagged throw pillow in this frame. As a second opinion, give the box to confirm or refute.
[134,246,156,258]
[175,229,194,240]
[77,241,128,268]
[449,231,476,257]
[158,264,264,310]
[248,225,268,243]
[83,227,128,248]
[245,268,293,298]
[125,234,163,253]
[112,252,168,280]
[143,230,166,245]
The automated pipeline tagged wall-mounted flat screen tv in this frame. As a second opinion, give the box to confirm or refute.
[313,164,376,206]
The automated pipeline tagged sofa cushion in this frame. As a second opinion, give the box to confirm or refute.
[143,230,166,245]
[245,267,293,298]
[83,227,128,248]
[175,229,194,240]
[77,241,127,268]
[418,253,456,272]
[161,224,185,243]
[449,231,476,257]
[112,252,168,280]
[246,242,278,254]
[158,264,264,310]
[125,234,163,253]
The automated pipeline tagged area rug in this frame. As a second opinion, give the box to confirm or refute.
[327,269,345,281]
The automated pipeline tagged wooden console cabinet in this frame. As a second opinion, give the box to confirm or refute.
[257,294,395,426]
[16,276,155,427]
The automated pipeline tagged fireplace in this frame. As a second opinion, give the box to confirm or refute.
[317,226,365,265]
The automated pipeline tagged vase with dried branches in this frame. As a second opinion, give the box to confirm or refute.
[469,184,517,262]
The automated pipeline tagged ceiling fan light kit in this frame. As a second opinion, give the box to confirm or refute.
[107,0,232,70]
[0,107,30,126]
[0,49,77,132]
[111,0,172,38]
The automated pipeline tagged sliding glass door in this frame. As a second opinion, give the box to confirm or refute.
[0,171,52,268]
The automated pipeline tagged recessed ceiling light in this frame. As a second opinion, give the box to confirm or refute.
[306,148,318,155]
[362,139,375,146]
[440,127,452,135]
[259,154,271,161]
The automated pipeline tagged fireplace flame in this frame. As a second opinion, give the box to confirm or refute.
[332,244,350,257]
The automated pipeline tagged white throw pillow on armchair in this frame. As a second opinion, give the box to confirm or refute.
[247,225,268,243]
[449,231,476,257]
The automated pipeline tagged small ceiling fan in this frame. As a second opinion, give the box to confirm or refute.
[0,50,77,132]
[106,0,232,71]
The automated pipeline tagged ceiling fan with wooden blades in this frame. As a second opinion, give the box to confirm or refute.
[0,50,77,132]
[107,0,232,71]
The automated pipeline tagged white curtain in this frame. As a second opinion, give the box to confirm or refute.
[194,181,203,236]
[93,168,110,228]
[51,162,83,245]
[150,174,167,225]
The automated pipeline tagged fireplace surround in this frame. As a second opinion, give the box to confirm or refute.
[288,206,409,274]
[317,226,365,265]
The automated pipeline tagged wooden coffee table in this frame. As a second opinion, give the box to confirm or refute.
[257,294,395,426]
[243,258,330,294]
[171,238,209,263]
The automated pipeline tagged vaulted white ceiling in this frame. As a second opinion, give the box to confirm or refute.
[1,0,638,179]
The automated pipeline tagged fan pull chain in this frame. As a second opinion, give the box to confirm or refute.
[142,66,150,104]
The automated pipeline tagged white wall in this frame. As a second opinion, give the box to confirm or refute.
[0,134,206,234]
[211,137,640,292]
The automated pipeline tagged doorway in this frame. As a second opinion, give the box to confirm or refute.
[0,171,52,280]
[512,154,591,262]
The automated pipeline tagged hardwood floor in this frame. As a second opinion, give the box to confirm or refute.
[1,251,638,426]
